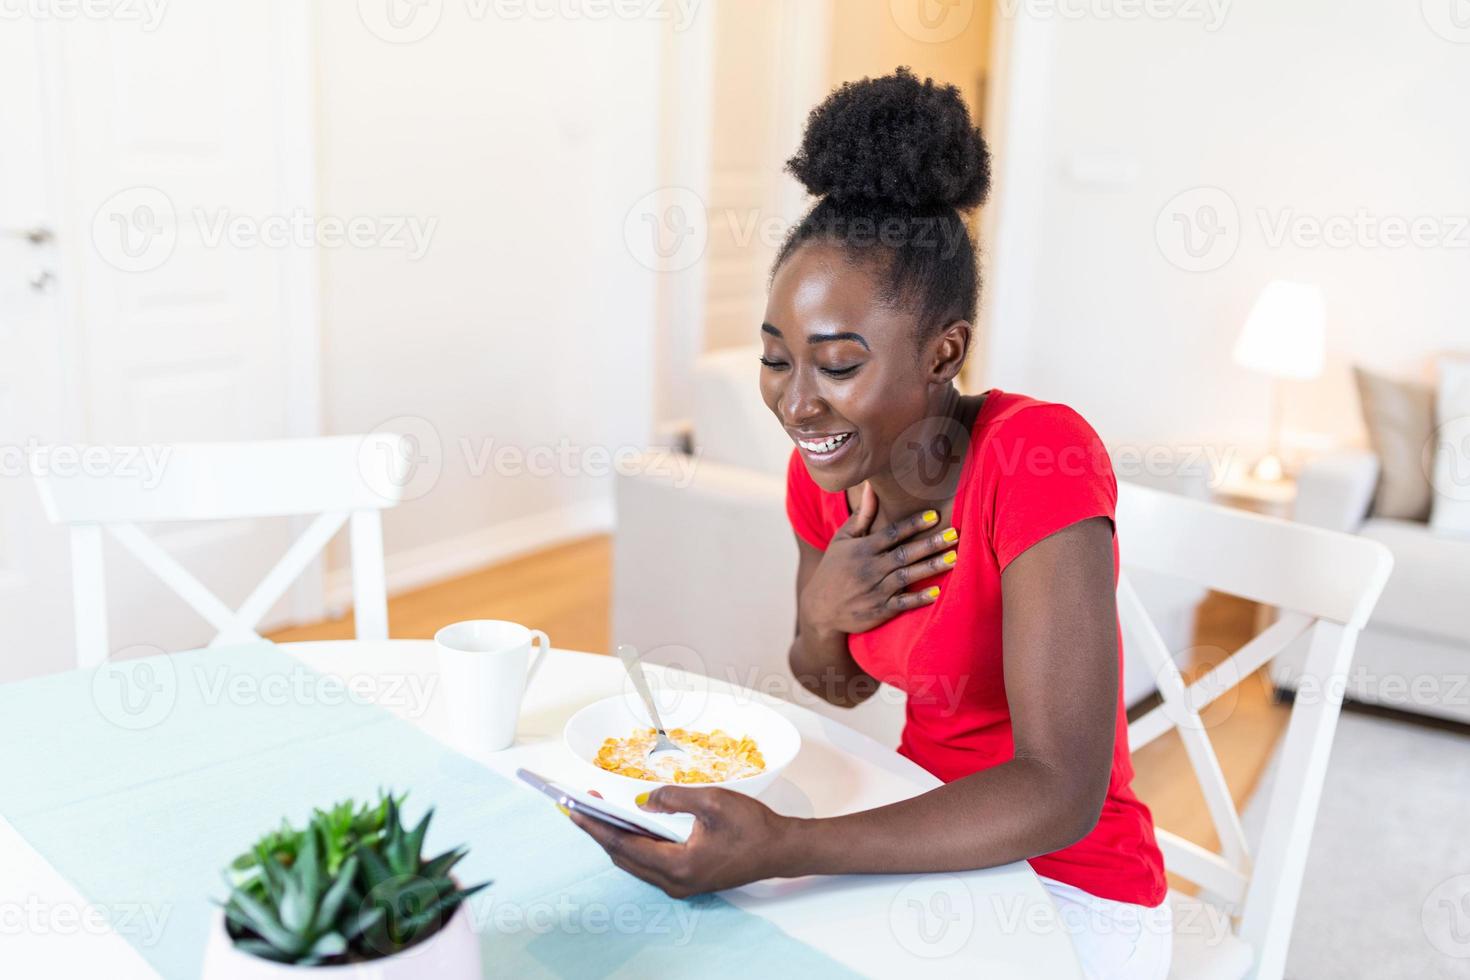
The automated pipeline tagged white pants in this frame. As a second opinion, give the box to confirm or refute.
[1038,876,1173,980]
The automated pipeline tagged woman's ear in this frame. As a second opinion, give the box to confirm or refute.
[928,320,972,384]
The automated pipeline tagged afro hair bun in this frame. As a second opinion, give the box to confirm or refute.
[786,67,991,213]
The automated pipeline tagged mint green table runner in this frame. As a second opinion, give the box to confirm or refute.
[0,644,858,979]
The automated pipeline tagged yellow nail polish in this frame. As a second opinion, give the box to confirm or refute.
[635,791,650,806]
[942,527,958,543]
[557,804,571,817]
[925,586,941,599]
[923,510,938,524]
[943,550,957,565]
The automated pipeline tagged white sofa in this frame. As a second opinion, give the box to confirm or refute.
[612,348,1207,746]
[1277,450,1470,724]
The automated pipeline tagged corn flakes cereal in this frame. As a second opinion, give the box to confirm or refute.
[593,727,765,784]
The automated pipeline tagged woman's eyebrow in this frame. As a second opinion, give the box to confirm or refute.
[808,331,870,351]
[762,323,870,351]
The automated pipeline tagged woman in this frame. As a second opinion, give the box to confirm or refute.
[571,69,1171,978]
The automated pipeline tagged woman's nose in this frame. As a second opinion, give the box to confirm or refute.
[781,369,825,426]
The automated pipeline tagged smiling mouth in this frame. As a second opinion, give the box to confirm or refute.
[794,432,854,456]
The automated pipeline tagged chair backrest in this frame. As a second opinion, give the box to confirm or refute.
[1116,482,1392,980]
[34,435,410,667]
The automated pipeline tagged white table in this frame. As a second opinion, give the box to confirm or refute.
[0,641,1082,979]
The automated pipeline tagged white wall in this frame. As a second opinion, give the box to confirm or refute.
[313,5,665,595]
[982,0,1470,452]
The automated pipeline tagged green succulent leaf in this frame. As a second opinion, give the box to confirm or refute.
[421,847,467,882]
[233,938,296,963]
[226,889,304,956]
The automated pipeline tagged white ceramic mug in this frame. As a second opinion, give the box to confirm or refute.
[435,620,548,753]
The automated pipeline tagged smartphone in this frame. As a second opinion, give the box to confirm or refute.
[516,768,688,843]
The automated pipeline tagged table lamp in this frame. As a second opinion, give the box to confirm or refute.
[1232,280,1326,481]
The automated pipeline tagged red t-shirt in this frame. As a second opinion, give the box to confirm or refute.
[785,390,1166,907]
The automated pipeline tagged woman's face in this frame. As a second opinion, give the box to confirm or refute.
[759,243,939,494]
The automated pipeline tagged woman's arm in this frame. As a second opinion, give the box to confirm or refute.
[569,517,1119,896]
[787,535,880,708]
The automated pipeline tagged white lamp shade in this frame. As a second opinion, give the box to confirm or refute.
[1232,281,1327,380]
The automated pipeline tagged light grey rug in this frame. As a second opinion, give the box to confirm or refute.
[1241,710,1470,979]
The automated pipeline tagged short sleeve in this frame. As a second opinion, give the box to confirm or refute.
[987,404,1116,571]
[785,450,835,551]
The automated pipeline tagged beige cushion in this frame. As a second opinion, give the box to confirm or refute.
[1354,366,1434,521]
[1429,357,1470,535]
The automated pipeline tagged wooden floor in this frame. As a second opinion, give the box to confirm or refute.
[268,535,1286,880]
[267,536,614,654]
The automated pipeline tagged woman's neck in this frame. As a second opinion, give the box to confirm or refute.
[865,385,981,522]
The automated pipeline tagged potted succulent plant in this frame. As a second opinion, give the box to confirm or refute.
[202,792,487,978]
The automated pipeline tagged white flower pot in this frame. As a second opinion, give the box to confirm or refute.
[201,900,481,980]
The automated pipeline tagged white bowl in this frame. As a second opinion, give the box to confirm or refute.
[563,689,801,817]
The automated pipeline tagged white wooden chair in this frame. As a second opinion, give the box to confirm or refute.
[33,435,410,668]
[1116,482,1393,980]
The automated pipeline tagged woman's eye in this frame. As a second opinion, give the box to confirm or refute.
[820,365,860,379]
[758,356,789,370]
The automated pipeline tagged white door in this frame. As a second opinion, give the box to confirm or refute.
[0,20,72,681]
[0,6,318,678]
